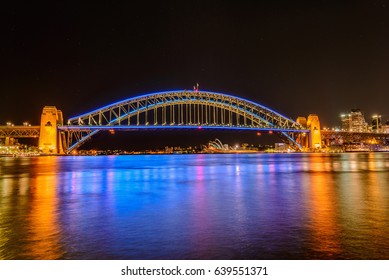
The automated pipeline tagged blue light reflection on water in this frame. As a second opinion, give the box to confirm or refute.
[1,153,389,259]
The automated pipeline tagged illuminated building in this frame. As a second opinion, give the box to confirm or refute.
[351,109,367,132]
[275,143,288,152]
[340,113,352,131]
[382,120,389,133]
[340,109,367,132]
[371,115,382,132]
[307,114,321,149]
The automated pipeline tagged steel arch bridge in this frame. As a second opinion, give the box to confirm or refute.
[59,90,308,153]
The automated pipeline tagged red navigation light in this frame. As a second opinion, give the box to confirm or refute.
[109,129,115,135]
[256,132,261,136]
[268,130,273,134]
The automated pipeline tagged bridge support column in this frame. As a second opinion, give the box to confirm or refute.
[38,106,65,154]
[307,114,322,150]
[5,137,14,146]
[296,117,309,149]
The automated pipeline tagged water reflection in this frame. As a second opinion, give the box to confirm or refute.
[191,162,213,258]
[1,153,389,259]
[25,157,62,259]
[308,170,342,258]
[0,157,63,259]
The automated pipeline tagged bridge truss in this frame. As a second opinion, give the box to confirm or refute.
[0,126,40,138]
[61,90,308,152]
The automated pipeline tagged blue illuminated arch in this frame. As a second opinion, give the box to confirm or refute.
[61,90,307,152]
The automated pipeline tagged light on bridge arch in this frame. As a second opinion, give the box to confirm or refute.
[46,90,323,153]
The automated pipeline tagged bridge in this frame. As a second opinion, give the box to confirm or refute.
[1,90,324,154]
[0,125,40,145]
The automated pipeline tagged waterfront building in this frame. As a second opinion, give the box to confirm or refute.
[371,115,382,132]
[340,109,368,132]
[382,120,389,133]
[351,109,368,132]
[340,113,352,131]
[275,143,288,152]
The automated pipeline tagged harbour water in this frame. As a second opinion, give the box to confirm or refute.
[1,153,389,260]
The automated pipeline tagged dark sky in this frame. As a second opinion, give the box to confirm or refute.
[2,1,389,129]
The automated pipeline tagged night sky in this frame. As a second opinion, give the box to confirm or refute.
[2,1,389,148]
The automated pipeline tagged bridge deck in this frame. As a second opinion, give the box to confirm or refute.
[58,125,310,133]
[0,126,40,138]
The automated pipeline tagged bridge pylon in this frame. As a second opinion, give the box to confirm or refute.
[38,106,66,154]
[296,115,322,150]
[307,114,322,150]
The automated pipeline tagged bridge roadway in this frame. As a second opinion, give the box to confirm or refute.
[2,125,386,139]
[58,125,310,133]
[2,125,389,153]
[2,125,387,141]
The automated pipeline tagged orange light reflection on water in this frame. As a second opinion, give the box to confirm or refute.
[25,157,63,259]
[307,156,342,258]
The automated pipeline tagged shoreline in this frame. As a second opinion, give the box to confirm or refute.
[2,150,389,157]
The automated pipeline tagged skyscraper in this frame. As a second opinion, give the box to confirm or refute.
[371,115,382,132]
[350,109,367,132]
[340,109,368,132]
[340,113,352,131]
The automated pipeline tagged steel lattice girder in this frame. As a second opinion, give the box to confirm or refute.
[63,90,308,152]
[0,126,40,138]
[67,90,305,130]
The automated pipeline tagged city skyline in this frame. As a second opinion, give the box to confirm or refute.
[2,2,389,132]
